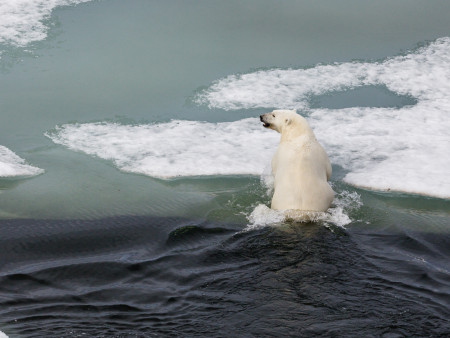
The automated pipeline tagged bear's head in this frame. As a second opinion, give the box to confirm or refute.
[260,109,295,132]
[260,110,314,139]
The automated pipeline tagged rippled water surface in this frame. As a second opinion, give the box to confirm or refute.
[1,211,449,337]
[0,0,449,336]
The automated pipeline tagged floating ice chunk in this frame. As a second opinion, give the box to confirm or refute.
[46,119,279,178]
[0,0,92,47]
[194,38,450,111]
[0,145,43,177]
[309,105,450,198]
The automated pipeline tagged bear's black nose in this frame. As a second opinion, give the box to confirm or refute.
[259,115,264,122]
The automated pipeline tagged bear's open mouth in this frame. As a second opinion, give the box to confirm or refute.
[260,115,271,128]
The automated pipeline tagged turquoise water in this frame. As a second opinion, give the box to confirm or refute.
[1,0,449,221]
[0,1,449,336]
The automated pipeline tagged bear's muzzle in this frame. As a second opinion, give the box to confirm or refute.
[260,114,271,128]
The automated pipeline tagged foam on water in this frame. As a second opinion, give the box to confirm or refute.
[46,119,279,178]
[0,0,92,47]
[0,145,44,178]
[246,190,362,231]
[0,330,8,338]
[195,38,450,199]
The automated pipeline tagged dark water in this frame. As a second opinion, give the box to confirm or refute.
[1,214,449,337]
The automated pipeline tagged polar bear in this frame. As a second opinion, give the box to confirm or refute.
[260,110,334,212]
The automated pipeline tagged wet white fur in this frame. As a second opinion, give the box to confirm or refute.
[261,110,334,211]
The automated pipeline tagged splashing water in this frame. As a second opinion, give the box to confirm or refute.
[246,190,362,231]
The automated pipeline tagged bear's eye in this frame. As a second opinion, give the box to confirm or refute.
[272,114,275,117]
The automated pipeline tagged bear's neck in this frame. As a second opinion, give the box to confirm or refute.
[280,122,314,143]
